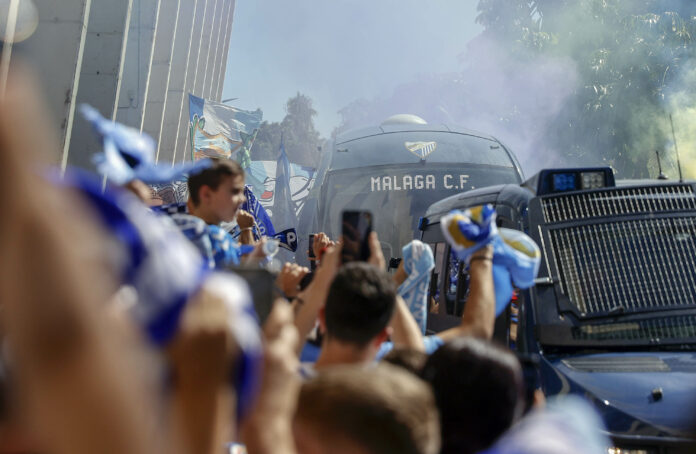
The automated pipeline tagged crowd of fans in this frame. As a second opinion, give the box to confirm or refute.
[0,65,617,454]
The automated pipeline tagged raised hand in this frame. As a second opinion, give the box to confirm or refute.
[367,231,386,270]
[236,209,255,229]
[167,287,236,454]
[312,232,333,261]
[241,301,300,454]
[276,263,310,298]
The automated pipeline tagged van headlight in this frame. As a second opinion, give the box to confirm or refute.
[607,448,652,454]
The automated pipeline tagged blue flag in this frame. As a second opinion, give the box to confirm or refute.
[274,228,298,252]
[242,185,275,237]
[272,140,298,231]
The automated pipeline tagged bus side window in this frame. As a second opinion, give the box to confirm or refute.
[446,251,465,316]
[428,243,447,314]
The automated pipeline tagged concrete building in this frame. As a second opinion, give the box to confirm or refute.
[14,0,236,170]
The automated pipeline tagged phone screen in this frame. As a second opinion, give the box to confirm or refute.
[308,233,316,271]
[227,267,277,325]
[341,210,373,263]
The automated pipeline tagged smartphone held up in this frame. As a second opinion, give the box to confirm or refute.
[340,210,373,263]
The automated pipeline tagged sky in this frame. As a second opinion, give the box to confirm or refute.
[222,1,484,137]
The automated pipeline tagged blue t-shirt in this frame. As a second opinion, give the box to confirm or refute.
[299,335,445,367]
[376,335,445,360]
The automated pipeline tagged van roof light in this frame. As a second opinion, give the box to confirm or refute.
[523,167,615,195]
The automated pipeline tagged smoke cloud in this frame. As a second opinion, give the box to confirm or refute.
[335,2,696,179]
[663,63,696,179]
[335,34,579,176]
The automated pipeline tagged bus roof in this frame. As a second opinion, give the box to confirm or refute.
[328,125,519,172]
[335,122,499,145]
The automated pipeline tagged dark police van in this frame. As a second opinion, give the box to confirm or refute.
[420,167,696,452]
[296,114,524,265]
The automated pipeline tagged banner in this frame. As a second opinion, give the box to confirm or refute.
[245,160,316,219]
[188,94,262,162]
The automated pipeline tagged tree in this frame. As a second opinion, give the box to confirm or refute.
[476,0,696,177]
[333,1,696,178]
[251,93,324,167]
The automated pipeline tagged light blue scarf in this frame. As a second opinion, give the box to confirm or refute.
[398,240,435,335]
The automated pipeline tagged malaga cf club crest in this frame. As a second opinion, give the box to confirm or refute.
[405,141,437,159]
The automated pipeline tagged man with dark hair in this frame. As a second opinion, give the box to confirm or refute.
[311,262,402,370]
[293,231,498,370]
[323,262,396,347]
[293,234,432,374]
[294,364,441,454]
[421,337,524,454]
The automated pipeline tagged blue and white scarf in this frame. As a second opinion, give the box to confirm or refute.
[398,240,435,335]
[441,205,540,316]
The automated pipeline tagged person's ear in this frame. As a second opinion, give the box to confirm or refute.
[373,326,391,346]
[318,306,327,334]
[199,185,213,204]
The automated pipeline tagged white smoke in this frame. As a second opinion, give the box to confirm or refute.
[335,34,580,176]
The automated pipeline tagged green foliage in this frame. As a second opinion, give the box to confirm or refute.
[477,0,696,177]
[250,93,324,167]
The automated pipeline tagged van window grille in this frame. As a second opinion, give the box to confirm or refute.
[549,217,696,317]
[573,315,696,342]
[541,185,696,224]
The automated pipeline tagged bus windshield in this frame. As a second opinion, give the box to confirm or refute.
[332,131,516,170]
[319,164,520,259]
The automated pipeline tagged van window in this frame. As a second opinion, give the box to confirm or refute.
[429,242,447,314]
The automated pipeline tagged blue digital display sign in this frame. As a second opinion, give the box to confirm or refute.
[552,173,577,192]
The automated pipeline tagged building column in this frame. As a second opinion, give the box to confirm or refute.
[156,0,194,164]
[140,0,179,150]
[214,0,235,101]
[66,0,134,170]
[191,0,214,97]
[172,0,207,164]
[115,0,160,129]
[15,0,92,168]
[201,0,222,99]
